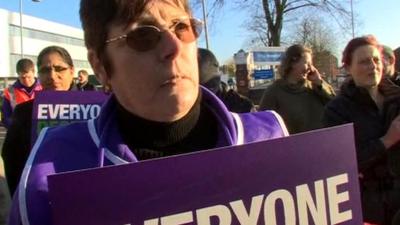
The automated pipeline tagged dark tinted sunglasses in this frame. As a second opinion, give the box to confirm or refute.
[105,18,203,52]
[38,65,69,75]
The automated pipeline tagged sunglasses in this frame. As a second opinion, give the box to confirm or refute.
[105,18,203,52]
[38,65,69,75]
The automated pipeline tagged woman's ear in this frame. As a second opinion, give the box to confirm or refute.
[69,66,75,77]
[88,50,109,87]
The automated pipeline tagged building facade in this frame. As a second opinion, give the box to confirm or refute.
[0,8,91,81]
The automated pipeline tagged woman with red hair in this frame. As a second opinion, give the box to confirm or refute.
[324,35,400,225]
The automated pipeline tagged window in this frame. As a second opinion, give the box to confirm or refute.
[9,25,85,47]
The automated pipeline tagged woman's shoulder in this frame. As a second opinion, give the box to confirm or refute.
[264,79,287,93]
[325,93,351,109]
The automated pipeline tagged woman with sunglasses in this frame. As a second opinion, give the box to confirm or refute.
[324,35,400,225]
[9,1,289,225]
[2,46,77,197]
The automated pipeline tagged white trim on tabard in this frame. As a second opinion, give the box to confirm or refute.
[87,119,128,165]
[87,119,100,147]
[19,127,49,225]
[270,110,289,136]
[103,150,128,165]
[231,113,244,145]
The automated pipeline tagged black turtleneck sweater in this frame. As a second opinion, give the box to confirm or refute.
[116,94,218,160]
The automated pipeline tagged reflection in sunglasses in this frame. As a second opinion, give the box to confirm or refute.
[105,18,203,52]
[39,66,69,75]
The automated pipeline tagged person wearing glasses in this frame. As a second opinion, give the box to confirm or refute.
[8,1,288,224]
[2,46,77,197]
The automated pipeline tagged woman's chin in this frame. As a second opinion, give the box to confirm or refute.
[163,98,196,120]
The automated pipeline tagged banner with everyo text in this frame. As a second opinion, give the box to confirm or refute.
[31,91,108,144]
[48,124,362,225]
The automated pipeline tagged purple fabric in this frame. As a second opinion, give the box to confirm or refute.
[48,124,362,225]
[9,87,287,225]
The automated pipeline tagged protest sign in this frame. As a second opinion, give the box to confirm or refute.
[31,91,108,144]
[48,124,362,225]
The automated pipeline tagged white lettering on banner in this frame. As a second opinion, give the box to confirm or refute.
[161,212,194,225]
[296,180,327,225]
[37,104,101,120]
[70,104,80,119]
[230,195,264,225]
[126,173,352,225]
[37,104,48,119]
[264,189,296,225]
[197,205,232,225]
[327,174,352,224]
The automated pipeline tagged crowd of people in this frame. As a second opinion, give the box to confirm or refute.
[0,0,398,224]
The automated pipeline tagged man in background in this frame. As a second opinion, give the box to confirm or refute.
[77,69,96,91]
[198,48,255,113]
[1,58,42,128]
[382,45,400,86]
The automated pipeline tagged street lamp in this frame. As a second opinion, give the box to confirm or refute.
[350,0,354,38]
[19,0,41,59]
[201,0,210,49]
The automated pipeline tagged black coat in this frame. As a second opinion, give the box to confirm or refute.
[1,100,33,195]
[216,89,254,113]
[77,82,96,91]
[323,78,400,224]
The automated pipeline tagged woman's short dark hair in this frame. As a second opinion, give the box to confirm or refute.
[79,0,191,57]
[342,35,381,67]
[279,44,312,79]
[37,46,74,68]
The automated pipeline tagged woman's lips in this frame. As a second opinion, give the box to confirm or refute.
[161,76,187,86]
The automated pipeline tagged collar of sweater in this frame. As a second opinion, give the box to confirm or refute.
[116,93,202,149]
[276,78,313,93]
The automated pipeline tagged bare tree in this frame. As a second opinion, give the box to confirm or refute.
[289,16,338,53]
[193,0,352,47]
[287,16,340,80]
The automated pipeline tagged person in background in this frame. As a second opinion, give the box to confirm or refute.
[77,69,96,91]
[323,35,400,225]
[394,47,400,73]
[2,46,77,196]
[1,58,42,128]
[259,44,335,134]
[381,45,400,86]
[198,48,255,113]
[8,1,289,224]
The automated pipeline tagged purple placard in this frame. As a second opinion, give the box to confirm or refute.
[31,91,108,144]
[48,124,362,225]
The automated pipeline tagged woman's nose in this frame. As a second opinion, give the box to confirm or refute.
[158,30,181,61]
